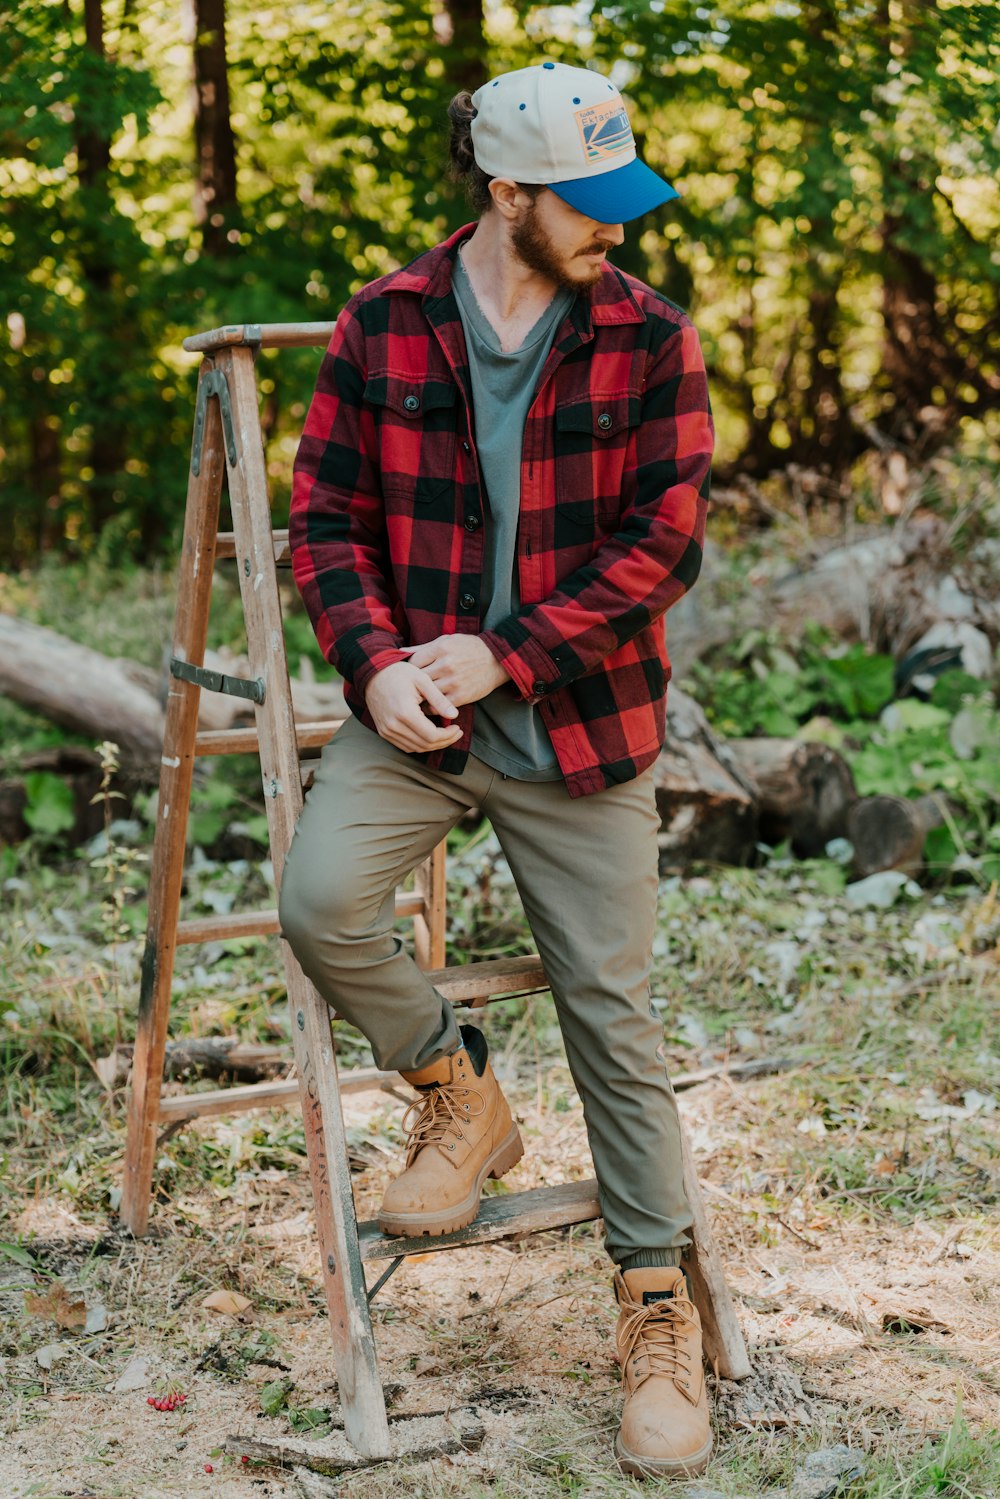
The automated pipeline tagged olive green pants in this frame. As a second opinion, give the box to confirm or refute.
[278,713,693,1266]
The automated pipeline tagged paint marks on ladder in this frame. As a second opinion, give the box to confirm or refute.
[161,755,181,769]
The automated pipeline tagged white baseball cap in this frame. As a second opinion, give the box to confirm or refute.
[470,61,679,223]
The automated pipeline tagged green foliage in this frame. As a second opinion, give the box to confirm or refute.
[691,621,896,738]
[22,772,75,839]
[2,0,998,563]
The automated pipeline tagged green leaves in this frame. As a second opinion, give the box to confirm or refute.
[692,624,896,739]
[22,772,75,840]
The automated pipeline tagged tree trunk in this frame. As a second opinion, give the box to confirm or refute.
[77,0,128,534]
[438,0,487,94]
[184,0,239,257]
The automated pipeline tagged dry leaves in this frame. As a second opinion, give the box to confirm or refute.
[201,1289,253,1317]
[25,1281,86,1330]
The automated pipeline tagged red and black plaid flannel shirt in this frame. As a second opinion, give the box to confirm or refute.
[290,222,713,798]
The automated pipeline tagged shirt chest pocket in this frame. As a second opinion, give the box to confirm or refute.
[553,393,641,527]
[363,374,458,505]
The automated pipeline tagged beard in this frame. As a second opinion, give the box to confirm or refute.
[510,199,608,293]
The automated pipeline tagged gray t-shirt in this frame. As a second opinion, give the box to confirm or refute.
[451,249,574,781]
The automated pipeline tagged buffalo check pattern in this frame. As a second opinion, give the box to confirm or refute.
[290,222,713,798]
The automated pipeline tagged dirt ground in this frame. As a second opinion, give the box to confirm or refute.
[3,1036,997,1499]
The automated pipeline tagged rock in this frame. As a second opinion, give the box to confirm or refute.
[788,1443,865,1498]
[106,1354,152,1392]
[906,620,993,686]
[844,870,921,909]
[36,1342,70,1370]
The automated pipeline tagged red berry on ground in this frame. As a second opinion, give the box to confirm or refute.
[147,1396,156,1405]
[204,1463,213,1473]
[241,1455,249,1464]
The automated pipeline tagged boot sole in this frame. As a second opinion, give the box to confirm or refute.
[614,1430,713,1479]
[377,1123,524,1238]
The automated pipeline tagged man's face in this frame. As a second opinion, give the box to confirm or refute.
[509,188,625,292]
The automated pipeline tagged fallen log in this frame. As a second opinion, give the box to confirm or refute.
[224,1408,486,1479]
[0,616,166,763]
[0,615,347,773]
[726,737,858,858]
[95,1036,290,1090]
[655,686,760,869]
[847,793,948,879]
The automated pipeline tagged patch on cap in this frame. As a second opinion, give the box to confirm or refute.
[574,99,634,164]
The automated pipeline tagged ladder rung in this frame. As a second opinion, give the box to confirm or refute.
[215,529,290,563]
[176,891,425,946]
[157,1066,396,1122]
[425,954,548,1006]
[358,1178,601,1260]
[195,720,343,756]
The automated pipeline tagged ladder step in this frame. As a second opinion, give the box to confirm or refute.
[157,1066,396,1122]
[358,1178,601,1260]
[424,954,548,1006]
[195,720,343,756]
[176,891,425,946]
[215,529,290,564]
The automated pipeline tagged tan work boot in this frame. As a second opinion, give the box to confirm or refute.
[613,1266,713,1478]
[378,1035,523,1238]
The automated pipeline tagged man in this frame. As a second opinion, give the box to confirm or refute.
[282,60,715,1478]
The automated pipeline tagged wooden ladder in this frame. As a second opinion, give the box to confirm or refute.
[119,321,750,1459]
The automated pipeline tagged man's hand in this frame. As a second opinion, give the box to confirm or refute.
[364,661,463,754]
[402,635,511,707]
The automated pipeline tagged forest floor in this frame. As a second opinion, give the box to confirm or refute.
[2,828,998,1499]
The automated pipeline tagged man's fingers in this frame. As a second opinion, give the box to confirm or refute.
[401,644,436,670]
[392,703,462,749]
[414,671,459,719]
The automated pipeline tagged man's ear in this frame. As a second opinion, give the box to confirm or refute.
[489,177,534,221]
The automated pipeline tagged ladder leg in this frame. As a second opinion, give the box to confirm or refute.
[219,346,391,1456]
[413,839,447,970]
[121,361,225,1237]
[679,1122,752,1379]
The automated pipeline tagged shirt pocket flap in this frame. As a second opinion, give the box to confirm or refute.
[363,374,458,418]
[555,394,640,439]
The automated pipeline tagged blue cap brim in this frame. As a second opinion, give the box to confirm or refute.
[547,157,679,223]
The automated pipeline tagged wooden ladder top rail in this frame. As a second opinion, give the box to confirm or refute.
[121,322,751,1460]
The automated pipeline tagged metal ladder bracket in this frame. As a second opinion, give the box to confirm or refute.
[366,1256,405,1306]
[191,366,239,475]
[170,655,265,704]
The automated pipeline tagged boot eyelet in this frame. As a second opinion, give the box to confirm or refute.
[448,1144,455,1150]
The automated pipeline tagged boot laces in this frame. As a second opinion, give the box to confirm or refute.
[401,1078,486,1165]
[619,1286,697,1390]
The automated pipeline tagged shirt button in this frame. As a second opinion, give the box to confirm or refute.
[533,680,549,695]
[597,412,613,431]
[403,394,420,412]
[462,440,471,452]
[464,514,481,531]
[459,592,477,612]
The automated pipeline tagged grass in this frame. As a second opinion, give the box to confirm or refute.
[1,829,997,1495]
